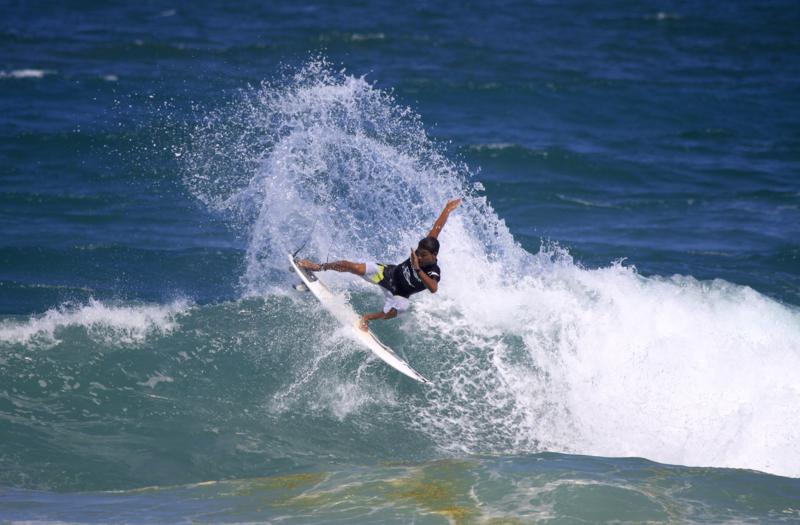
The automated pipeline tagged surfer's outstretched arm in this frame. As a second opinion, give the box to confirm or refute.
[359,308,397,331]
[428,198,462,239]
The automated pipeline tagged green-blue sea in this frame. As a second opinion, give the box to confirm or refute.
[2,1,799,523]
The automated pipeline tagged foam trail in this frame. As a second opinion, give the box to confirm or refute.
[185,58,800,478]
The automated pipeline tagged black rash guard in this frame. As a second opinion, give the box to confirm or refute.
[377,258,441,298]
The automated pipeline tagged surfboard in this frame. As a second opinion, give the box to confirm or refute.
[288,254,431,384]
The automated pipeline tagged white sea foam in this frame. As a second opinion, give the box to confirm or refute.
[312,378,398,419]
[416,239,800,477]
[646,12,682,21]
[138,372,175,388]
[466,142,518,151]
[0,69,55,79]
[318,32,386,43]
[0,299,190,348]
[350,32,385,42]
[556,193,616,208]
[186,59,800,478]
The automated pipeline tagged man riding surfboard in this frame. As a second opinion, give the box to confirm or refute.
[298,198,462,331]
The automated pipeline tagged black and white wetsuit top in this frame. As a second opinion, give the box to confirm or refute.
[377,258,441,298]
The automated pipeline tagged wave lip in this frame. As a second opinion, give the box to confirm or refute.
[0,299,190,348]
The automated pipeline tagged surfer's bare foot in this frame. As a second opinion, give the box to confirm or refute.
[297,259,322,272]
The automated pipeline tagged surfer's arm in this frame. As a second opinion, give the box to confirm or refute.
[359,309,397,331]
[428,198,462,239]
[416,268,438,293]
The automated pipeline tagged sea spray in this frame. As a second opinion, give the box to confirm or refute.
[184,58,505,293]
[184,59,800,477]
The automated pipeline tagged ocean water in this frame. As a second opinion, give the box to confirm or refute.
[2,1,800,523]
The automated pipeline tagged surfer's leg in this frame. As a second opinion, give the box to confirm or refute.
[361,262,386,283]
[383,293,410,315]
[359,307,397,331]
[297,259,365,275]
[320,260,366,276]
[297,259,323,272]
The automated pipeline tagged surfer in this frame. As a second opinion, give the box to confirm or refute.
[298,198,462,331]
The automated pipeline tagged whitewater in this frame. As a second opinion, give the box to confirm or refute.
[186,60,799,478]
[1,62,798,503]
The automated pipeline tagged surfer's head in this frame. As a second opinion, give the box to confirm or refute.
[415,236,439,266]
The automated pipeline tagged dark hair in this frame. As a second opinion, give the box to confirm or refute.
[417,236,440,255]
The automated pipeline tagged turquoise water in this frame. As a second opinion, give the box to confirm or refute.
[2,1,800,523]
[4,455,799,524]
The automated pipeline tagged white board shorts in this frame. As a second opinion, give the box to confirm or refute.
[363,262,410,314]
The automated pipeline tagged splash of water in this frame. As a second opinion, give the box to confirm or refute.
[184,58,513,293]
[184,58,800,478]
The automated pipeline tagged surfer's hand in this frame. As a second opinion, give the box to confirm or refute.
[445,197,462,213]
[358,315,370,331]
[410,249,420,270]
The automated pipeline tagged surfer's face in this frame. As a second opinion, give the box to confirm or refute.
[415,248,437,266]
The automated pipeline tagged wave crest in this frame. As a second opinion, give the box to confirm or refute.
[0,299,190,349]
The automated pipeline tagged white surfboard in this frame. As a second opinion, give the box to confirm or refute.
[288,254,431,384]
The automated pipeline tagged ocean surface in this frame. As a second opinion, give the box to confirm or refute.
[2,1,800,523]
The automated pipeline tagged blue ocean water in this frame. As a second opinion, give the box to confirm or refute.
[2,1,800,523]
